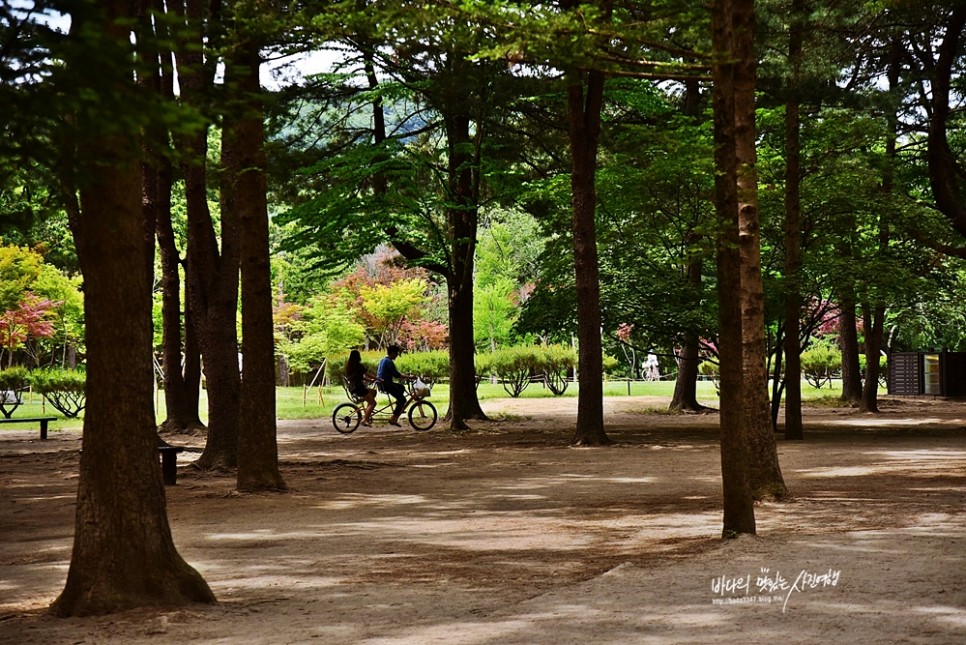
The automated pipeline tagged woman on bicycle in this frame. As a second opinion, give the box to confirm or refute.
[345,350,377,426]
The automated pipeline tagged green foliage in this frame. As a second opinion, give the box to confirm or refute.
[0,245,44,311]
[699,360,719,383]
[474,276,520,351]
[602,353,621,377]
[359,278,432,348]
[541,344,576,395]
[482,345,577,397]
[485,346,538,397]
[473,208,544,352]
[31,263,84,363]
[279,298,366,375]
[396,350,450,381]
[28,368,86,418]
[800,341,841,389]
[475,208,544,290]
[282,335,331,375]
[0,245,83,367]
[0,366,30,418]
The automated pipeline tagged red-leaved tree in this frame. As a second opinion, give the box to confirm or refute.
[0,293,59,368]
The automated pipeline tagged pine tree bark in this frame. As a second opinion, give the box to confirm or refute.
[926,6,966,235]
[861,303,886,412]
[712,0,756,536]
[140,0,204,436]
[861,40,901,414]
[443,109,488,430]
[157,200,205,434]
[174,0,241,469]
[224,30,286,492]
[782,0,804,441]
[734,0,786,499]
[567,67,610,446]
[669,254,705,412]
[669,82,706,414]
[838,293,863,403]
[52,0,214,615]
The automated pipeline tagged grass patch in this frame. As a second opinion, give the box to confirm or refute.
[0,379,884,432]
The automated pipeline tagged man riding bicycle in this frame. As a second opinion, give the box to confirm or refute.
[377,344,410,427]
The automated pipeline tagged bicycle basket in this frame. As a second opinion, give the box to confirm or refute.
[412,377,431,399]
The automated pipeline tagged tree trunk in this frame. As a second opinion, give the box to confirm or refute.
[174,0,241,469]
[444,107,487,430]
[860,303,885,412]
[711,0,756,537]
[926,6,966,236]
[782,0,804,441]
[567,68,609,446]
[838,294,862,403]
[669,253,705,412]
[139,0,204,437]
[53,1,214,614]
[734,0,786,500]
[669,331,703,412]
[860,40,900,415]
[225,32,286,492]
[367,44,486,430]
[156,159,205,435]
[670,79,706,414]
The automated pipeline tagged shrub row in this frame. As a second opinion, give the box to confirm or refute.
[0,367,86,419]
[327,346,578,398]
[696,341,889,389]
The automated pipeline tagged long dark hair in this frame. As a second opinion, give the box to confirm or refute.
[345,349,361,375]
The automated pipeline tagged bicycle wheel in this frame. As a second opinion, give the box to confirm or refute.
[332,403,362,434]
[407,400,437,431]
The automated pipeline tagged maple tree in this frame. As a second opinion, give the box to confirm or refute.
[0,293,59,368]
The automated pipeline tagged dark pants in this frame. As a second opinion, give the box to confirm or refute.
[384,381,406,416]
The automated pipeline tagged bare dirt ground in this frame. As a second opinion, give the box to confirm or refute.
[2,394,966,644]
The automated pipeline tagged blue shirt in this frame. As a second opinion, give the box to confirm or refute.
[377,356,401,385]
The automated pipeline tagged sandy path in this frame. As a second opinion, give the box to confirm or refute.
[1,395,965,643]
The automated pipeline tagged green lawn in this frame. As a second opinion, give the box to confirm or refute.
[0,377,873,432]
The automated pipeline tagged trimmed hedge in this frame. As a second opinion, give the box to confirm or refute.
[480,345,577,397]
[30,368,86,418]
[0,366,30,418]
[801,342,840,388]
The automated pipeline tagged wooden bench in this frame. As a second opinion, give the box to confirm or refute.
[0,416,59,440]
[158,446,184,485]
[77,445,185,486]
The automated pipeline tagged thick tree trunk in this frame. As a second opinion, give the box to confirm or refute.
[669,331,703,412]
[860,303,886,413]
[734,0,786,500]
[447,269,483,428]
[783,2,804,441]
[225,36,286,491]
[174,0,241,469]
[53,1,214,614]
[444,110,487,430]
[142,0,203,436]
[926,6,966,235]
[712,0,756,537]
[670,83,707,414]
[376,49,486,430]
[567,68,609,447]
[838,294,862,403]
[157,168,205,434]
[669,254,705,412]
[860,42,899,415]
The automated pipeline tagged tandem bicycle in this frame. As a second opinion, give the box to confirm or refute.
[332,376,438,433]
